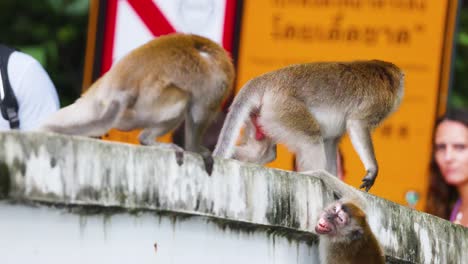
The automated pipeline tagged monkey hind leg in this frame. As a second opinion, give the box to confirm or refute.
[260,96,326,172]
[138,118,184,148]
[40,99,121,137]
[139,119,187,165]
[140,130,185,167]
[183,102,221,176]
[133,83,189,146]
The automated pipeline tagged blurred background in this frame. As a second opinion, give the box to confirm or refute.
[0,0,88,106]
[0,0,467,211]
[454,1,468,107]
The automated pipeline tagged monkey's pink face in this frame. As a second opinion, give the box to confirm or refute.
[315,203,349,236]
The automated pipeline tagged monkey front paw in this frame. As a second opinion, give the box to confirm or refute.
[359,173,377,192]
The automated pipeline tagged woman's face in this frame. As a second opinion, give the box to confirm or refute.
[434,120,468,186]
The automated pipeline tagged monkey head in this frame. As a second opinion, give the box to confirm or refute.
[315,201,367,242]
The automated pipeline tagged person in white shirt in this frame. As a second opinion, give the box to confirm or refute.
[0,47,59,130]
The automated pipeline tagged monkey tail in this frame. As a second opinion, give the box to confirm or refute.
[213,80,261,159]
[316,170,368,210]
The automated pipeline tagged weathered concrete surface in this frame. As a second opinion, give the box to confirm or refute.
[0,201,317,264]
[0,131,467,264]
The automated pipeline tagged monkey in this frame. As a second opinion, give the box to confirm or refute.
[312,170,384,263]
[213,60,404,190]
[302,169,384,263]
[315,200,385,264]
[39,33,235,174]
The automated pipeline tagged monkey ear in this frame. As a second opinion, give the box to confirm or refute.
[350,229,364,241]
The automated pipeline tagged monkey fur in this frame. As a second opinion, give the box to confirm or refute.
[40,33,235,174]
[213,60,404,190]
[315,200,385,264]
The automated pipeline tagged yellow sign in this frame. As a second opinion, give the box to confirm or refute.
[235,0,458,210]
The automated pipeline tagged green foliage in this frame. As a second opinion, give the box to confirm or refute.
[452,3,468,108]
[0,0,89,107]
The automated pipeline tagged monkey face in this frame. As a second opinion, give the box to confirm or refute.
[315,202,350,236]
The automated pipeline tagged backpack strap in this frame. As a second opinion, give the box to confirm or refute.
[0,44,19,129]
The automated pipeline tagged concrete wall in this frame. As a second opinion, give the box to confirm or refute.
[0,201,317,264]
[0,131,467,263]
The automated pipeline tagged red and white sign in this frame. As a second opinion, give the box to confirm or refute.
[101,0,237,74]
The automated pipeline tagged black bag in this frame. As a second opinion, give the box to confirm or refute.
[0,44,19,129]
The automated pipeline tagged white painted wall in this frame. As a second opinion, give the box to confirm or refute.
[1,131,468,264]
[0,201,318,264]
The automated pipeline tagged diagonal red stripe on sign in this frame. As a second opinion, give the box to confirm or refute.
[127,0,176,36]
[222,0,236,53]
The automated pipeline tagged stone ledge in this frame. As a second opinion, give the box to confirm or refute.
[0,131,466,264]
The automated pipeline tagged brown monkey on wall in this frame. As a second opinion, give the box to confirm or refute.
[315,200,385,264]
[213,60,404,190]
[40,33,235,174]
